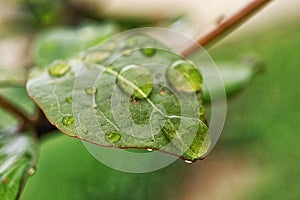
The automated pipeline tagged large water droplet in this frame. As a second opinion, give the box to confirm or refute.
[105,132,121,143]
[62,114,74,126]
[48,61,71,77]
[167,60,202,92]
[117,65,154,99]
[85,86,97,94]
[140,48,157,57]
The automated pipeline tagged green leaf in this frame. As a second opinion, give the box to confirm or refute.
[202,59,264,102]
[32,22,119,67]
[27,34,209,161]
[0,127,37,200]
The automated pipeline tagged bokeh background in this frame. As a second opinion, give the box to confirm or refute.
[0,0,299,199]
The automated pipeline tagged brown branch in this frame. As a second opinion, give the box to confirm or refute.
[181,0,273,56]
[0,94,32,125]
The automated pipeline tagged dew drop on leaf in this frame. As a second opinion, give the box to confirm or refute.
[117,65,154,99]
[48,61,71,77]
[105,132,121,143]
[167,60,202,92]
[62,114,74,126]
[65,96,72,103]
[140,48,157,57]
[85,86,97,94]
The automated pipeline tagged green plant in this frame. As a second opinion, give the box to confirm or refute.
[0,0,270,199]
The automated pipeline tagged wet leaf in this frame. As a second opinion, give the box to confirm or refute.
[0,127,37,200]
[27,34,209,161]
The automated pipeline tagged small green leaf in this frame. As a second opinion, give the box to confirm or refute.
[27,34,209,161]
[0,127,37,200]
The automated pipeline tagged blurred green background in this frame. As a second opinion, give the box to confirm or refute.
[0,0,299,199]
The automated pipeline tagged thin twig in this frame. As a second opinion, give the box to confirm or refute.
[181,0,273,56]
[0,94,32,124]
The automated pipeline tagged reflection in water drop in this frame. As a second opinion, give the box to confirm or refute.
[105,132,121,143]
[140,48,157,57]
[62,114,74,126]
[65,96,72,103]
[167,60,202,92]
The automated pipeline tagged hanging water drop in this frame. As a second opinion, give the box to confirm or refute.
[117,65,154,99]
[146,148,153,152]
[167,60,203,92]
[48,61,71,77]
[62,114,74,126]
[140,48,157,57]
[105,132,121,143]
[184,160,193,164]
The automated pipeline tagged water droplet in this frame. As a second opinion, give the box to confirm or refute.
[48,61,71,77]
[184,160,193,164]
[85,86,97,95]
[105,132,121,143]
[147,148,153,152]
[66,96,72,103]
[117,65,154,99]
[62,114,74,126]
[28,167,36,176]
[140,48,157,57]
[167,60,202,92]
